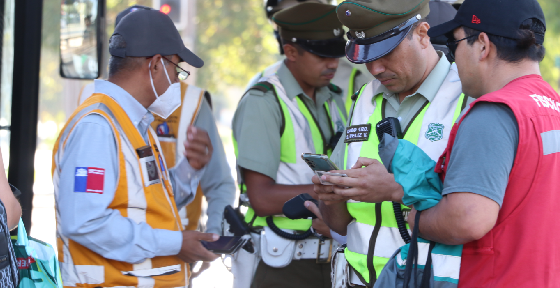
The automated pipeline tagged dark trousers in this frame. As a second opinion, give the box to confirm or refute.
[251,259,331,288]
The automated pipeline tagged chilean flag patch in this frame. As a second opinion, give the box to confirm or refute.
[74,167,105,194]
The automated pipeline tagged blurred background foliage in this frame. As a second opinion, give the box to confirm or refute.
[195,0,279,93]
[34,0,560,146]
[539,0,560,91]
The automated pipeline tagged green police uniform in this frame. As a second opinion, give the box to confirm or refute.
[231,2,348,288]
[329,0,472,287]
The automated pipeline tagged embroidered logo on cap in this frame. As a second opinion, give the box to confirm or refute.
[472,15,481,24]
[345,10,351,16]
[356,31,365,39]
[74,167,105,194]
[333,28,341,36]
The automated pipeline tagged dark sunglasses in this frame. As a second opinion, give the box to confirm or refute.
[446,33,481,60]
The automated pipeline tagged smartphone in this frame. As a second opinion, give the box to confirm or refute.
[301,153,339,172]
[201,236,248,255]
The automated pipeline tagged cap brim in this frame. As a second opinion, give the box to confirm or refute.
[427,19,461,39]
[299,38,346,58]
[179,47,204,68]
[345,26,411,64]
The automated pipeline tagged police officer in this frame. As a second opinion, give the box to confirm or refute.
[232,2,347,287]
[311,0,470,286]
[53,10,219,287]
[246,0,372,114]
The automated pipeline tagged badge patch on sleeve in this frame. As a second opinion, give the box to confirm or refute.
[344,124,372,143]
[74,167,105,194]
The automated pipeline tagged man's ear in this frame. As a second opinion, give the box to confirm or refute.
[416,22,432,49]
[478,33,491,61]
[283,44,298,62]
[150,54,163,74]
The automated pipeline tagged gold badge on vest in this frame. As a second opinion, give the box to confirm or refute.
[136,145,161,187]
[344,124,371,143]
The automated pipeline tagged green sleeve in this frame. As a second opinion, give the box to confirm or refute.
[232,89,283,181]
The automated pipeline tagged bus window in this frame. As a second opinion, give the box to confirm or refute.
[60,0,103,79]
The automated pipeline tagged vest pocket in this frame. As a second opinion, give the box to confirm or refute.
[122,264,181,277]
[461,231,494,284]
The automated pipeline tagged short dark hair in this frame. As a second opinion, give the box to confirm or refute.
[406,18,427,40]
[281,39,306,56]
[463,18,546,63]
[108,35,144,77]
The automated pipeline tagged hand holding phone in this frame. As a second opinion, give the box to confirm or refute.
[201,236,249,255]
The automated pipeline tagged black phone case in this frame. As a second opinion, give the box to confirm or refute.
[201,236,245,254]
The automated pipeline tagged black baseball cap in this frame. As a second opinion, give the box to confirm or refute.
[427,0,457,46]
[428,0,545,45]
[115,5,152,27]
[110,9,204,68]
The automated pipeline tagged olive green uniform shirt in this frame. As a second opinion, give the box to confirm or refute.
[331,52,473,167]
[233,62,347,181]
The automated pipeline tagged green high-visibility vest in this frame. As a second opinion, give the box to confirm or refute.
[343,73,466,285]
[233,74,346,231]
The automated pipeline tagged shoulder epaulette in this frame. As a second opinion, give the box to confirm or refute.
[328,83,342,94]
[351,83,368,101]
[249,81,274,93]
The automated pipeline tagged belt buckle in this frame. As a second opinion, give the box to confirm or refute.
[316,239,332,263]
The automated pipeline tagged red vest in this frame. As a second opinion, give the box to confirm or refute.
[436,75,560,287]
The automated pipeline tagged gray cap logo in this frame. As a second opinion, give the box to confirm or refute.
[355,31,365,39]
[333,28,341,36]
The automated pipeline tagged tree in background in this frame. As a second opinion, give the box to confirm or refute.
[195,0,279,101]
[539,0,560,91]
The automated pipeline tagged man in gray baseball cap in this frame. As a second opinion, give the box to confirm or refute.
[111,9,203,68]
[54,9,219,287]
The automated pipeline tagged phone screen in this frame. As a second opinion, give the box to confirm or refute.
[201,236,245,254]
[302,153,339,171]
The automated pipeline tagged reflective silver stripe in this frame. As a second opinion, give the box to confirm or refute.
[176,85,203,165]
[395,243,460,280]
[541,130,560,155]
[122,264,182,277]
[264,75,316,186]
[432,253,461,280]
[346,221,408,258]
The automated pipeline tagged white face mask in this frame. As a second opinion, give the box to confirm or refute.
[148,59,181,119]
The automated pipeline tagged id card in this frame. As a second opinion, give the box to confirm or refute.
[344,124,371,143]
[137,145,161,187]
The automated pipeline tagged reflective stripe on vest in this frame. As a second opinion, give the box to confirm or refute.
[53,94,186,288]
[235,74,346,231]
[343,63,465,285]
[151,83,205,232]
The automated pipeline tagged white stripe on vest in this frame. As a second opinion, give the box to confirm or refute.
[176,85,204,165]
[264,74,317,185]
